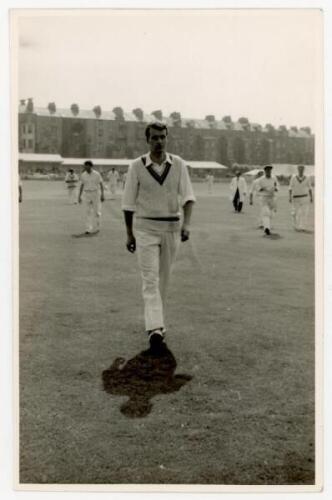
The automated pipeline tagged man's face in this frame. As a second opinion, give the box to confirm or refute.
[265,168,272,178]
[85,164,92,173]
[147,128,167,155]
[298,166,305,176]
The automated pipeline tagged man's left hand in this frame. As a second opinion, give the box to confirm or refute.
[181,228,190,242]
[101,194,105,202]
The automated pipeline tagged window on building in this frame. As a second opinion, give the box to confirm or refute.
[28,124,33,134]
[28,139,33,149]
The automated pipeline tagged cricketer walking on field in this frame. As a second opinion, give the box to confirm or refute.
[78,160,105,234]
[107,167,119,200]
[64,168,79,204]
[250,165,279,236]
[122,122,196,350]
[289,165,313,232]
[230,171,247,213]
[249,170,264,228]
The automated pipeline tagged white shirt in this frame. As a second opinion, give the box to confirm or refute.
[255,175,279,198]
[65,172,79,187]
[80,169,103,192]
[289,175,312,197]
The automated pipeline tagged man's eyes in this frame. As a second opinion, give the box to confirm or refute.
[151,135,166,140]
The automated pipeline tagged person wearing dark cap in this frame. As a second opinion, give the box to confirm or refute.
[249,165,279,236]
[78,160,105,234]
[122,121,196,350]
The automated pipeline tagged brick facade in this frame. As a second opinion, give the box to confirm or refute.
[18,102,315,166]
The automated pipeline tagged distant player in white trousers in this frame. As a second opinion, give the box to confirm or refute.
[108,167,119,199]
[206,171,214,194]
[249,170,264,228]
[64,168,79,204]
[122,121,196,350]
[78,161,105,234]
[289,165,313,231]
[250,165,279,236]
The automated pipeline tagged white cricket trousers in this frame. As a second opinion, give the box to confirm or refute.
[291,197,310,230]
[136,230,180,332]
[261,198,277,231]
[68,187,77,204]
[109,182,117,199]
[84,191,101,232]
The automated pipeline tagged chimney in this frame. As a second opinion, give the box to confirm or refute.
[26,98,34,112]
[70,103,79,116]
[93,105,102,118]
[48,102,56,114]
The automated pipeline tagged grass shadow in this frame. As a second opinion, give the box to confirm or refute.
[102,344,192,418]
[71,230,100,238]
[264,232,282,240]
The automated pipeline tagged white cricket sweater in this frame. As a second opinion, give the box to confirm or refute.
[122,153,195,232]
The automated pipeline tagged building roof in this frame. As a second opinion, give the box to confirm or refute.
[19,153,63,163]
[62,158,131,166]
[186,161,228,170]
[245,164,315,176]
[18,105,313,138]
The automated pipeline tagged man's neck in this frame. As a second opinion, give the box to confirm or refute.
[150,151,166,165]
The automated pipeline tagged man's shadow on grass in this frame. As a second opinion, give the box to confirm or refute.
[102,344,192,418]
[72,230,100,238]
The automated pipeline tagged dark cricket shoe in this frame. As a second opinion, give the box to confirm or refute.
[264,228,271,236]
[148,329,165,351]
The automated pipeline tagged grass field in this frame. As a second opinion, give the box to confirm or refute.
[19,180,315,485]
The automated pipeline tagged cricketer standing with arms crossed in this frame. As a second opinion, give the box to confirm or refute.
[122,122,196,350]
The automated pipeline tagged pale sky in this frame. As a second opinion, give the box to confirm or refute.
[16,9,322,130]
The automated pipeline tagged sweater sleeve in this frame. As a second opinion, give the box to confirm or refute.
[179,161,196,206]
[121,163,139,211]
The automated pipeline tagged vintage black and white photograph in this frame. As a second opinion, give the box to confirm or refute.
[12,8,323,491]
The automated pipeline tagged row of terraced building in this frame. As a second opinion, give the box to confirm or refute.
[18,99,315,167]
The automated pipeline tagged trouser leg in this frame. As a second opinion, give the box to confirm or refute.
[291,201,297,228]
[85,198,94,232]
[109,183,116,198]
[261,202,271,230]
[238,201,243,213]
[298,199,309,230]
[233,189,239,211]
[136,231,164,332]
[92,195,101,230]
[159,232,180,304]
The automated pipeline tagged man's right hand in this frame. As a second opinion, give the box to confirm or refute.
[126,234,136,253]
[78,197,82,204]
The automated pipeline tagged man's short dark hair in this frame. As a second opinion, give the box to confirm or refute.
[145,122,168,141]
[84,160,93,167]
